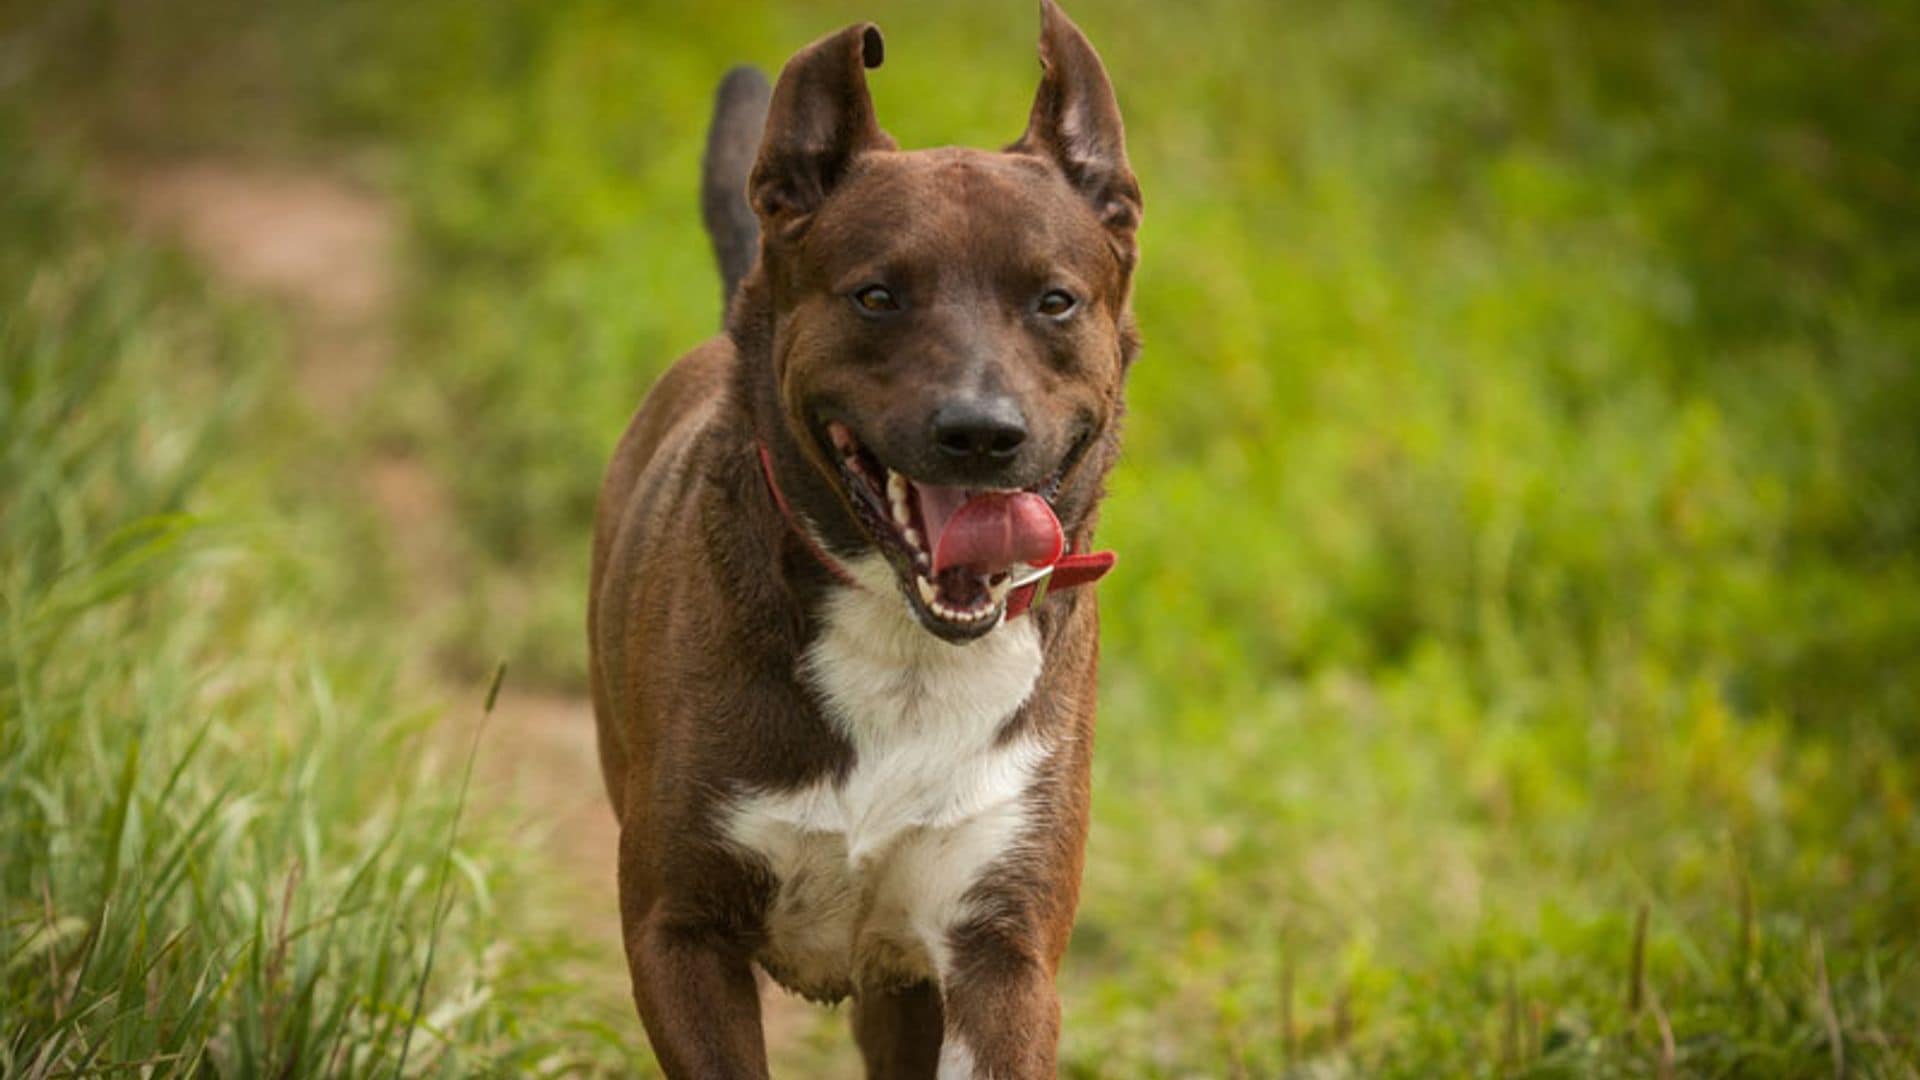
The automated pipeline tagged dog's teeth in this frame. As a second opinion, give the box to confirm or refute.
[904,526,923,551]
[916,572,1000,625]
[887,472,914,528]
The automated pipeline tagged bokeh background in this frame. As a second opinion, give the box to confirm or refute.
[4,0,1918,1074]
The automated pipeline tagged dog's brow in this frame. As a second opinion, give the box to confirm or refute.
[829,262,908,295]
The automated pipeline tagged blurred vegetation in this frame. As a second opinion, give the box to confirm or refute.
[0,118,645,1072]
[7,0,1920,1074]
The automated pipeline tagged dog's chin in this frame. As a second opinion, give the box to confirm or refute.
[900,567,1005,644]
[813,421,1070,644]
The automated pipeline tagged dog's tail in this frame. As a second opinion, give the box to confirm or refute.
[702,65,772,316]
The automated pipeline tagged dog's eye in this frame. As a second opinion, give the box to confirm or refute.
[1036,289,1078,319]
[852,285,900,315]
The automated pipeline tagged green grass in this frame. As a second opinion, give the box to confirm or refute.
[0,118,646,1075]
[9,0,1920,1074]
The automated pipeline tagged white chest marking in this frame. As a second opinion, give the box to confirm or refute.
[724,556,1047,999]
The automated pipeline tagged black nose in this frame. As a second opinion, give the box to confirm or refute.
[931,398,1028,462]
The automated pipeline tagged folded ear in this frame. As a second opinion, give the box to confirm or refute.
[749,23,895,240]
[1010,0,1142,260]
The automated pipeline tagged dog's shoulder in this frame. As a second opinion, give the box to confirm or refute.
[596,337,735,524]
[591,336,740,587]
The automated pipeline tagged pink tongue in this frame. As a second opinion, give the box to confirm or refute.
[925,488,1065,574]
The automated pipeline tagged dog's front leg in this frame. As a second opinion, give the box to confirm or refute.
[626,913,766,1078]
[619,825,768,1078]
[936,929,1062,1079]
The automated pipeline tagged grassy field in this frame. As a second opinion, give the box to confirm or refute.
[0,117,638,1072]
[6,0,1920,1075]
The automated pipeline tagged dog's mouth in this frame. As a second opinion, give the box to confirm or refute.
[822,421,1070,640]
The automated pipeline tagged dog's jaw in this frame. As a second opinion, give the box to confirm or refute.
[807,416,1093,643]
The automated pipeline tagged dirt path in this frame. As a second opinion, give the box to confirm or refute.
[115,158,835,1071]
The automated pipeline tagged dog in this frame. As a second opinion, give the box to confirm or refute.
[588,2,1141,1074]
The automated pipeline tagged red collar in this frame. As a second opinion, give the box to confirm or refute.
[755,441,1114,619]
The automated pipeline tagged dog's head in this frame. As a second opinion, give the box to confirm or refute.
[750,1,1141,643]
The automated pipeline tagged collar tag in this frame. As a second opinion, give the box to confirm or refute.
[1007,562,1054,613]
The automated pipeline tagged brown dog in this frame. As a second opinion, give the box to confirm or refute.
[588,3,1141,1074]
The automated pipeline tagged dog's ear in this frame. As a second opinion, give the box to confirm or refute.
[1011,0,1142,263]
[750,23,895,241]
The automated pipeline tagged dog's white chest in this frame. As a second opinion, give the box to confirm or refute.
[723,558,1046,1000]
